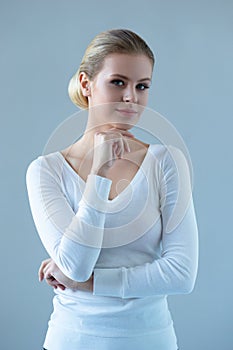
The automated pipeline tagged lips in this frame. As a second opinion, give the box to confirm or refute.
[116,109,138,115]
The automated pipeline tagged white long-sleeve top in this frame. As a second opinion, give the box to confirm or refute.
[26,144,198,350]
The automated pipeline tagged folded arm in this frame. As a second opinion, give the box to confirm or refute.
[34,147,199,298]
[26,155,112,282]
[93,147,199,298]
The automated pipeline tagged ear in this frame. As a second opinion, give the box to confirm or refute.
[79,72,91,97]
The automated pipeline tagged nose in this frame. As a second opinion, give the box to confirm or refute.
[123,87,138,103]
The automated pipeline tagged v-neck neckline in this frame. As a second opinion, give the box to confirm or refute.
[55,144,152,203]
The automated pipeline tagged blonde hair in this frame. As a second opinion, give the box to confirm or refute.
[68,29,155,109]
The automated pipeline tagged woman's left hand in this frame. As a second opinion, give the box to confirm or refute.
[38,258,93,292]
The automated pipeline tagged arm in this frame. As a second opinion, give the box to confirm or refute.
[26,156,112,282]
[93,147,199,298]
[26,130,132,283]
[38,258,93,292]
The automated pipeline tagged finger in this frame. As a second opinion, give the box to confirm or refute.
[122,138,130,153]
[118,139,125,158]
[121,131,135,138]
[57,284,66,291]
[43,264,51,278]
[44,271,53,281]
[45,276,66,291]
[113,142,122,158]
[115,138,127,158]
[112,144,117,160]
[112,141,122,159]
[38,266,44,282]
[109,128,134,138]
[118,137,124,158]
[38,259,51,281]
[46,276,57,287]
[38,262,45,281]
[114,145,121,158]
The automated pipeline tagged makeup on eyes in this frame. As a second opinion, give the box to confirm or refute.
[109,77,151,90]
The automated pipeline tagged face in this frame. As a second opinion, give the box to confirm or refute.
[82,53,153,130]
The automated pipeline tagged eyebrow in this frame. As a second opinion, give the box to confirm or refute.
[109,74,151,82]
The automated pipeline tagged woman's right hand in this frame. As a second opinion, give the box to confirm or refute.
[90,129,134,177]
[38,258,67,290]
[38,258,94,292]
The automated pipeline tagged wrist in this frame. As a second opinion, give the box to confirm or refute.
[90,167,108,178]
[71,275,94,292]
[70,281,80,290]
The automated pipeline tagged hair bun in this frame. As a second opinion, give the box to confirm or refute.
[68,71,88,109]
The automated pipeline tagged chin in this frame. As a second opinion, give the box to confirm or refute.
[110,122,134,130]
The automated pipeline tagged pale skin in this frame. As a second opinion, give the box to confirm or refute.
[39,53,153,292]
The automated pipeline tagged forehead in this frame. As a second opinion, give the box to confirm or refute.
[99,53,153,79]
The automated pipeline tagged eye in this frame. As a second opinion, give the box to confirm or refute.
[136,83,150,91]
[110,79,125,86]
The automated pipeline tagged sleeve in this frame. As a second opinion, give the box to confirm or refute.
[26,155,112,282]
[93,146,199,298]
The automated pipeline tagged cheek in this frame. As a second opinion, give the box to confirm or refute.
[93,84,116,101]
[139,92,149,105]
[101,88,121,103]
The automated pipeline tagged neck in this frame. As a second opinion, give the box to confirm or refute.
[72,110,147,156]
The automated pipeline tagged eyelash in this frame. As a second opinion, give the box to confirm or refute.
[110,79,150,91]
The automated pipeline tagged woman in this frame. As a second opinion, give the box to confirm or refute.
[26,29,198,350]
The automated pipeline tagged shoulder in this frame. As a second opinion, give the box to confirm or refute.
[149,143,187,161]
[26,151,64,182]
[149,144,190,175]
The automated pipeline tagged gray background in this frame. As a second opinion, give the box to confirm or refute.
[1,0,232,349]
